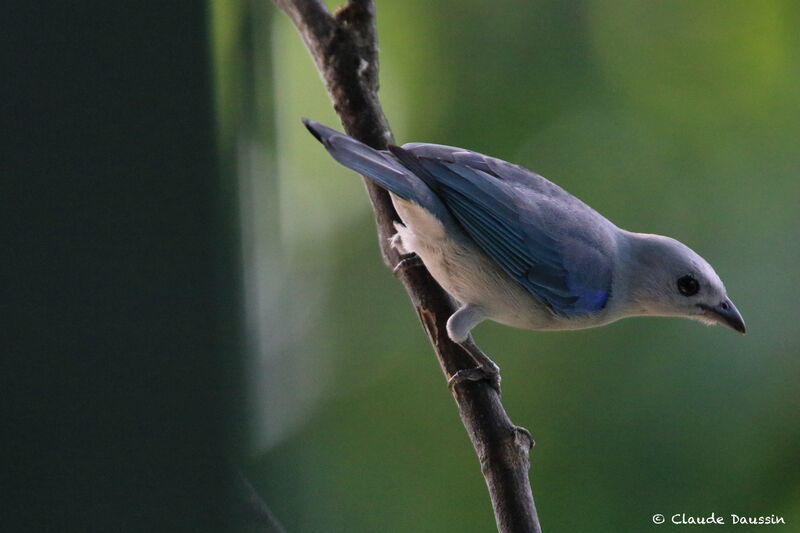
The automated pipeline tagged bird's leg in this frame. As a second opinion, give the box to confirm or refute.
[446,305,501,393]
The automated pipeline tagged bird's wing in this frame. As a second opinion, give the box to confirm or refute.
[393,144,613,315]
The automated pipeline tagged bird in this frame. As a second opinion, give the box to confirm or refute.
[303,119,745,381]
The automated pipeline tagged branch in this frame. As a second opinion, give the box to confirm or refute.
[272,2,542,531]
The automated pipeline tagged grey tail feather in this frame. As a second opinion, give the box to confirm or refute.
[386,144,440,193]
[301,118,420,202]
[302,118,339,147]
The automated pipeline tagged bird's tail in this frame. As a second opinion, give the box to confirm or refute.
[302,119,420,202]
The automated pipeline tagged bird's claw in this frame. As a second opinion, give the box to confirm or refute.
[392,254,424,277]
[448,365,502,395]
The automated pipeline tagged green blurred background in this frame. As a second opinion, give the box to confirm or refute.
[214,1,800,531]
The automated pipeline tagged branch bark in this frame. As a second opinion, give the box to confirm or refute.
[272,2,542,531]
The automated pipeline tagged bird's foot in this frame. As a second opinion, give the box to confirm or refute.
[447,364,501,394]
[448,339,501,394]
[392,254,424,277]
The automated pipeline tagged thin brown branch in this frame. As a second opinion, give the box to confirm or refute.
[272,1,542,531]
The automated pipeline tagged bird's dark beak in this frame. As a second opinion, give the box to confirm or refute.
[700,298,746,334]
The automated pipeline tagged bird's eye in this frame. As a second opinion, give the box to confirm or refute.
[677,275,700,297]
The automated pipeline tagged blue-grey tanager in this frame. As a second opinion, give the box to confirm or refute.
[304,120,746,352]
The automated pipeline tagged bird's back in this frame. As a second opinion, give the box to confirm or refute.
[402,142,615,243]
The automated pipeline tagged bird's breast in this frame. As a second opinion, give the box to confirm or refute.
[392,196,568,330]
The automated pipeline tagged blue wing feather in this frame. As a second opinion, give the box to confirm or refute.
[400,145,613,315]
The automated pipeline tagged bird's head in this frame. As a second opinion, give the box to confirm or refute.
[624,234,745,333]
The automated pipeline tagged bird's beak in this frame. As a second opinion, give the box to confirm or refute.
[700,298,746,334]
